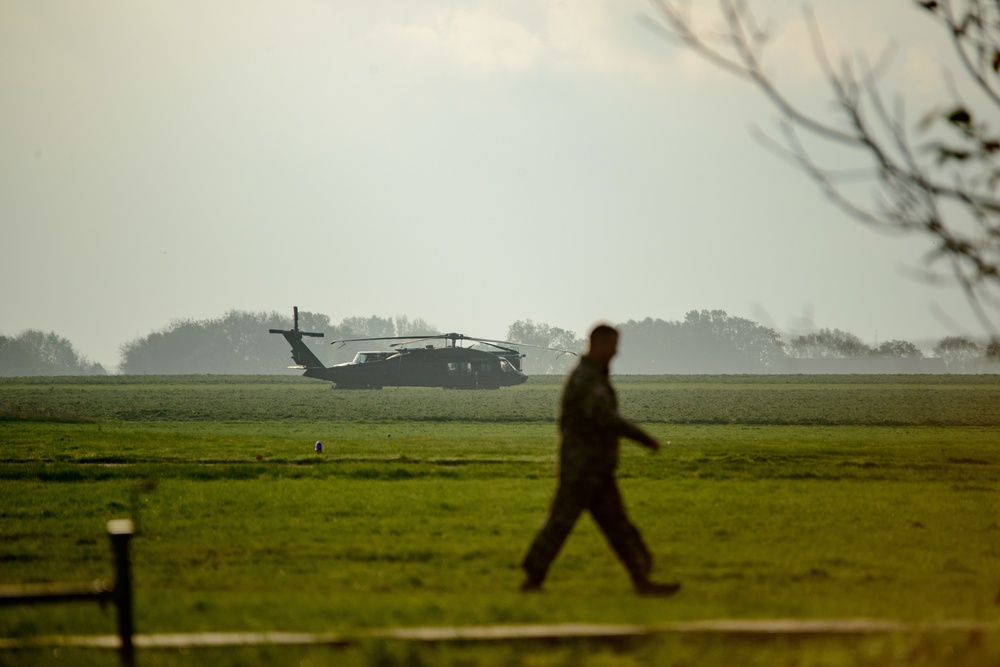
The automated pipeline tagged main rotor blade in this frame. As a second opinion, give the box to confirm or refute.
[330,332,578,356]
[332,333,474,347]
[468,336,580,356]
[330,335,442,346]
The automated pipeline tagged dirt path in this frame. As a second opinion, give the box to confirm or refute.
[1,618,997,651]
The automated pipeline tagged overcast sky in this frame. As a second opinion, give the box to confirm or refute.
[1,0,985,370]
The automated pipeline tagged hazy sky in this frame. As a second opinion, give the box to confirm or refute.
[1,0,985,370]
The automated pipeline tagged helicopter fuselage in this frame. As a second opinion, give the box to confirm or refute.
[307,346,527,389]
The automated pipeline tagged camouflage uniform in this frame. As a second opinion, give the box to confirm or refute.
[522,355,658,587]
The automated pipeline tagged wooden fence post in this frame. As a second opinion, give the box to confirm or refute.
[107,519,135,667]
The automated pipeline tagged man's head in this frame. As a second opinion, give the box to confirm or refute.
[587,323,619,367]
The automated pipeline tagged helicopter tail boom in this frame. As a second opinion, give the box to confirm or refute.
[269,307,326,370]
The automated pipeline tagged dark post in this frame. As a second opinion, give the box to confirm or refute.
[107,519,136,667]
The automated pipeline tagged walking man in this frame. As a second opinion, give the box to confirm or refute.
[521,323,680,596]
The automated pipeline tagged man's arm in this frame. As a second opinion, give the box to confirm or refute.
[618,420,660,452]
[575,378,660,451]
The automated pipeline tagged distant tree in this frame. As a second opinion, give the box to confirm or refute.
[875,339,924,358]
[506,320,583,375]
[615,310,785,373]
[221,310,290,370]
[0,330,105,376]
[933,335,983,371]
[985,339,1000,366]
[333,315,396,340]
[614,317,678,373]
[121,310,294,374]
[950,335,1000,371]
[122,319,218,374]
[789,329,872,359]
[679,310,786,371]
[392,315,438,337]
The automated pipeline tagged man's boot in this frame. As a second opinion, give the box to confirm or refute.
[520,576,543,593]
[634,579,681,597]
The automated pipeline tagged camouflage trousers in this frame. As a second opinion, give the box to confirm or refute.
[522,475,653,585]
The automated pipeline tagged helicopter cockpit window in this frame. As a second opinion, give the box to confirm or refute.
[353,351,393,364]
[500,360,513,372]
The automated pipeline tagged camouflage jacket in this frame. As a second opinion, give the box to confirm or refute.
[558,355,656,481]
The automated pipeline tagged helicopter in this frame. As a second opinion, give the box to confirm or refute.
[269,307,577,389]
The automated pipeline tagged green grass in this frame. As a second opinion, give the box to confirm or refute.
[3,374,1000,425]
[1,375,999,665]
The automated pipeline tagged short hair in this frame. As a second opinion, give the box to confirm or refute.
[589,323,619,346]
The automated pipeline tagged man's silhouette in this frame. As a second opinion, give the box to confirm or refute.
[521,324,680,596]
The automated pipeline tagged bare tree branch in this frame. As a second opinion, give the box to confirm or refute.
[646,0,1000,331]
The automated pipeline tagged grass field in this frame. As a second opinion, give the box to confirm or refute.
[1,375,999,666]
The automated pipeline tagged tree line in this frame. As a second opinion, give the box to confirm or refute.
[2,308,998,376]
[0,330,106,376]
[116,310,438,375]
